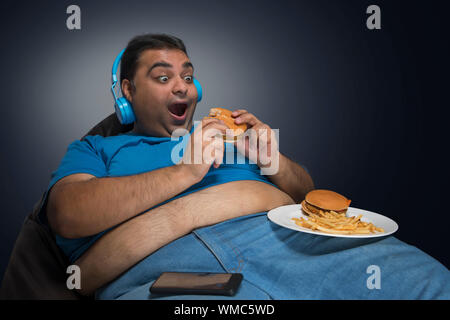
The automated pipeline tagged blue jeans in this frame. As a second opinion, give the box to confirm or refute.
[96,212,450,300]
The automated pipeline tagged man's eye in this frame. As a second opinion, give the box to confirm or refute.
[158,76,169,83]
[184,75,193,82]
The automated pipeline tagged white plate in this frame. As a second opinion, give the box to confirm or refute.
[267,204,398,238]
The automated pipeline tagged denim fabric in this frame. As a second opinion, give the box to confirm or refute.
[96,212,450,300]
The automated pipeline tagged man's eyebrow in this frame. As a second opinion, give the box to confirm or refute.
[182,61,194,70]
[147,61,194,74]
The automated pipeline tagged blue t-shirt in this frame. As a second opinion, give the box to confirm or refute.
[40,127,277,263]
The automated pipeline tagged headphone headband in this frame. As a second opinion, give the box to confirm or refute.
[112,48,125,84]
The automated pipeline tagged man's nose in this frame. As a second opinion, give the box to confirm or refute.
[172,76,188,96]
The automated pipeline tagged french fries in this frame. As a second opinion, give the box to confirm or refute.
[292,209,384,235]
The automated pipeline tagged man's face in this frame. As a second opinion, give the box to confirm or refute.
[125,48,198,137]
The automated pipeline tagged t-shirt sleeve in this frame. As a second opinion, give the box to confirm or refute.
[48,135,108,188]
[38,135,108,224]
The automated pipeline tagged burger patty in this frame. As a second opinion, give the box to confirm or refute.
[303,201,347,215]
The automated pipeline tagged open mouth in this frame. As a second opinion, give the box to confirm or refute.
[168,103,188,120]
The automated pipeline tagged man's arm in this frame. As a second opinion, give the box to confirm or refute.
[75,180,295,295]
[47,118,228,239]
[267,152,314,203]
[47,164,199,239]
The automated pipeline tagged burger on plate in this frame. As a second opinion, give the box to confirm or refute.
[301,189,351,216]
[204,107,247,142]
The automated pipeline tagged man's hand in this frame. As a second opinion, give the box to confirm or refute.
[230,108,314,203]
[231,109,279,172]
[179,117,229,181]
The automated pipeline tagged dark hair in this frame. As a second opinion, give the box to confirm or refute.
[120,33,187,85]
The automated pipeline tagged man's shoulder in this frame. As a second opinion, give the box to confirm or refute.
[68,133,137,155]
[78,132,173,151]
[80,132,137,145]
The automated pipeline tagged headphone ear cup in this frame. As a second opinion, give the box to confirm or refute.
[194,78,203,102]
[115,97,136,125]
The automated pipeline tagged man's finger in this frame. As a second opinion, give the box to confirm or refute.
[193,119,226,139]
[202,134,224,167]
[213,137,225,168]
[234,112,259,127]
[190,118,219,138]
[202,117,225,127]
[231,109,248,117]
[256,124,271,140]
[203,122,228,137]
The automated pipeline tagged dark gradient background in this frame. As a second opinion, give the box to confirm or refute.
[1,0,449,283]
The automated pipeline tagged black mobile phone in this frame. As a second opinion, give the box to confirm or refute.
[149,272,243,296]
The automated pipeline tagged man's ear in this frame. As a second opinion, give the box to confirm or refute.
[121,79,135,102]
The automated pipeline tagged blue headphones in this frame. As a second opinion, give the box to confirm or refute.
[111,48,203,125]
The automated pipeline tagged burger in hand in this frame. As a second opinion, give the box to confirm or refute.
[204,107,247,142]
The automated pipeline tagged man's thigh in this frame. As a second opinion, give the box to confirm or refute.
[194,214,450,299]
[96,232,226,300]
